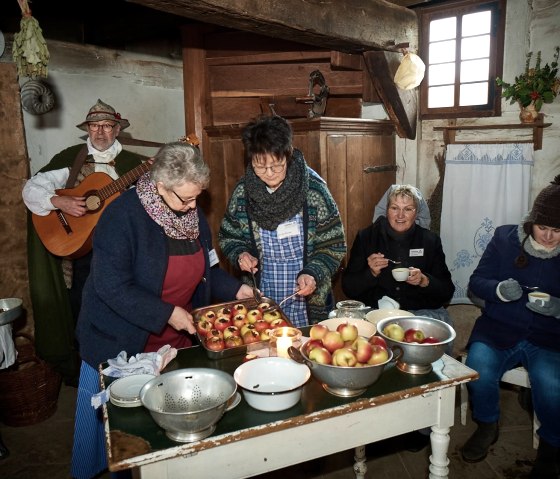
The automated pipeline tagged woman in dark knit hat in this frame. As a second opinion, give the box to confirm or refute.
[461,175,560,478]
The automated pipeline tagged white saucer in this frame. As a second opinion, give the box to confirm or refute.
[226,392,242,411]
[109,374,155,408]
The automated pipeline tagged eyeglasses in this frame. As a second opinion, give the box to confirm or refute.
[252,160,287,174]
[172,190,195,206]
[388,205,416,216]
[88,123,116,132]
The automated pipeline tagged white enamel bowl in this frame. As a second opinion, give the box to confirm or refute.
[318,317,376,338]
[234,357,310,412]
[365,309,414,326]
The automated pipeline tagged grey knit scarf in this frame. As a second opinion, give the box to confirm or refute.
[244,149,309,230]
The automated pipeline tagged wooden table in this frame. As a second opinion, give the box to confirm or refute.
[102,340,478,479]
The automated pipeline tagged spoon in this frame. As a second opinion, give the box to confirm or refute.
[262,289,301,313]
[386,258,401,264]
[520,284,539,291]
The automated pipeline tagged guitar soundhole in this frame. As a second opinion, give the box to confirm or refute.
[85,193,103,212]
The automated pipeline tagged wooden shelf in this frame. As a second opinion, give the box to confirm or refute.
[433,116,552,150]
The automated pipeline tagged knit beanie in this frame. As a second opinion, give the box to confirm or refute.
[526,175,560,230]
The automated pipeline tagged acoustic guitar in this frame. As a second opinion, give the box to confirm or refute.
[32,161,151,259]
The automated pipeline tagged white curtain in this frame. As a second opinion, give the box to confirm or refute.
[440,144,533,304]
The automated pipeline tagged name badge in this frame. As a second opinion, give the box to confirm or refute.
[410,248,424,257]
[208,249,219,267]
[277,220,299,239]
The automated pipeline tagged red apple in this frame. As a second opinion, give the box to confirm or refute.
[263,310,282,323]
[232,314,247,329]
[257,302,271,313]
[369,335,388,349]
[225,336,244,348]
[240,323,256,337]
[207,328,223,340]
[351,337,373,363]
[202,310,217,324]
[309,324,328,341]
[308,346,332,365]
[246,309,263,323]
[383,323,405,342]
[196,319,213,337]
[367,344,389,365]
[242,329,262,344]
[214,316,232,332]
[332,348,358,367]
[205,337,225,351]
[260,329,273,341]
[304,338,324,355]
[216,307,232,318]
[404,328,426,343]
[322,331,345,353]
[232,303,248,316]
[253,319,270,333]
[223,325,240,339]
[270,318,289,329]
[421,336,440,344]
[337,322,359,342]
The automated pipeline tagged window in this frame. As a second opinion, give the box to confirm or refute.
[416,0,506,119]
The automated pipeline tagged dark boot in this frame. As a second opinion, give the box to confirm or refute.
[461,421,499,463]
[529,439,560,479]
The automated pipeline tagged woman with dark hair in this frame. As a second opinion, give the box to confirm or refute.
[461,176,560,478]
[219,115,346,327]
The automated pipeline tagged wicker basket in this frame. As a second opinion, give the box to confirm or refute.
[0,334,62,427]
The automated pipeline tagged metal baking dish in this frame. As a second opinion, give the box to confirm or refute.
[192,297,292,359]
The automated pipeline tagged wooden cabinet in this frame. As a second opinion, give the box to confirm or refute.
[204,117,396,299]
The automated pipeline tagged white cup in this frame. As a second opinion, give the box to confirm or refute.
[528,291,550,306]
[391,267,410,282]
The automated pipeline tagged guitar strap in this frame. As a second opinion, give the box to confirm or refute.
[65,145,88,188]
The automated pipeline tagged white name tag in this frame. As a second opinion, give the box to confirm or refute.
[410,248,424,257]
[208,249,219,267]
[277,220,299,239]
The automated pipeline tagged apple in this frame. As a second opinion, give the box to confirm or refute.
[196,319,213,337]
[322,331,345,353]
[232,314,247,329]
[253,319,270,333]
[246,309,263,323]
[240,323,256,337]
[351,337,373,363]
[367,344,389,365]
[216,307,232,318]
[337,322,359,343]
[223,325,240,339]
[205,337,225,351]
[207,328,223,339]
[263,310,282,323]
[242,329,262,344]
[258,302,271,312]
[332,348,358,367]
[214,316,232,332]
[202,310,217,324]
[225,336,244,348]
[308,346,332,365]
[404,328,426,343]
[369,335,388,349]
[243,354,258,363]
[383,323,405,342]
[260,329,273,341]
[309,324,328,341]
[304,338,323,355]
[232,303,248,316]
[422,336,440,344]
[270,318,289,328]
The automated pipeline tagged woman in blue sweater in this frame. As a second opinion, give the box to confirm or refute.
[72,142,253,479]
[461,176,560,479]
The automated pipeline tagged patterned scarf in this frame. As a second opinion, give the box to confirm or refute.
[136,173,199,240]
[244,149,309,230]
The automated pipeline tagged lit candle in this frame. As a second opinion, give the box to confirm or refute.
[276,336,292,358]
[269,327,302,358]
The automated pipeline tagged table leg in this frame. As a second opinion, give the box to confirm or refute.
[353,445,367,479]
[428,426,450,479]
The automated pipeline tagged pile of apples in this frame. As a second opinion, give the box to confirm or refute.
[382,323,440,344]
[195,302,289,352]
[304,323,390,367]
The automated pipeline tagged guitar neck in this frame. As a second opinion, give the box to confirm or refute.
[98,162,151,200]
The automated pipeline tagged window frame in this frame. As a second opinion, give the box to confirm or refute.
[416,0,506,120]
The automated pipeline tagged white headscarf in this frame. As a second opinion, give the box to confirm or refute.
[372,184,431,230]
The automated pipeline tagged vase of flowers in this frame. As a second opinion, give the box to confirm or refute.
[496,46,560,123]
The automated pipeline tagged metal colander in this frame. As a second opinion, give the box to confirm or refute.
[140,368,237,442]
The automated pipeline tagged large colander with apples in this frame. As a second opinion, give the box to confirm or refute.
[376,316,456,375]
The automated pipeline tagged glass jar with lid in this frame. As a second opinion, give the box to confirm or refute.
[334,300,366,320]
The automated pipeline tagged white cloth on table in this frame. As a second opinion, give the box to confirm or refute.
[440,143,533,304]
[0,324,16,369]
[378,295,400,310]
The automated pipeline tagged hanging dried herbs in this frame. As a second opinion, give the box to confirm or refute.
[12,0,50,78]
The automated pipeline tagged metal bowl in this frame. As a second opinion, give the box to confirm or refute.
[289,342,397,398]
[0,298,23,326]
[376,316,456,375]
[140,368,237,442]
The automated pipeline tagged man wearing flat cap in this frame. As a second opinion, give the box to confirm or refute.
[22,99,146,386]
